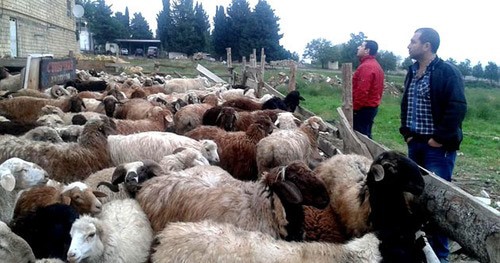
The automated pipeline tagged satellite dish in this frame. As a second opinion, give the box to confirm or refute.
[73,5,85,18]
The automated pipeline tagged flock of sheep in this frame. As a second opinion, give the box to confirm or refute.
[0,67,438,263]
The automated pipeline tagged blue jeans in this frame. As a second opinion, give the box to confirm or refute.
[353,107,378,139]
[408,140,457,259]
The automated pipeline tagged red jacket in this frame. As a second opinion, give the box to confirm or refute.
[352,55,385,110]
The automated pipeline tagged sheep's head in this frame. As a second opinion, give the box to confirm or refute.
[253,116,275,135]
[24,126,64,143]
[68,216,104,263]
[61,182,107,215]
[36,114,65,128]
[263,161,330,209]
[69,96,85,113]
[108,160,164,197]
[172,147,210,167]
[199,139,220,164]
[0,157,49,191]
[303,116,329,133]
[367,151,425,196]
[216,107,238,131]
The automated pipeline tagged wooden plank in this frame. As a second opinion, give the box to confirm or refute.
[341,63,353,126]
[196,64,227,84]
[336,107,372,158]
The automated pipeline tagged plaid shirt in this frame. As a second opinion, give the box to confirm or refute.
[406,65,434,135]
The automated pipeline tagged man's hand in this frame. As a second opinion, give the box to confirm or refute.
[406,137,413,143]
[428,138,442,147]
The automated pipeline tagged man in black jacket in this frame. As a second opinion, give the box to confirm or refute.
[400,27,467,263]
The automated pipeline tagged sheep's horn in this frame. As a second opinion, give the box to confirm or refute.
[97,181,120,192]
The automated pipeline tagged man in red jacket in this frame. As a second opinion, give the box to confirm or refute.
[352,40,385,138]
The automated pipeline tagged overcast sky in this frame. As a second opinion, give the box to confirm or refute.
[105,0,497,65]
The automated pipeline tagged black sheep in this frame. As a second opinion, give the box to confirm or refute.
[10,203,80,261]
[367,150,427,263]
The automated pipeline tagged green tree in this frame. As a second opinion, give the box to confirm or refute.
[114,9,130,38]
[130,12,153,39]
[156,0,172,50]
[472,62,484,79]
[170,0,198,55]
[211,6,230,60]
[303,38,338,69]
[457,59,472,77]
[193,2,211,53]
[376,51,398,72]
[226,0,252,61]
[484,61,499,84]
[81,0,122,46]
[401,56,414,70]
[339,32,366,67]
[251,0,286,61]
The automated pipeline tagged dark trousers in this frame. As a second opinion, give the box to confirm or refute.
[408,140,457,260]
[353,107,378,138]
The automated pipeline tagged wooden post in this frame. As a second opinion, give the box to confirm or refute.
[252,49,257,68]
[258,48,266,98]
[341,63,353,126]
[288,61,297,92]
[226,48,233,84]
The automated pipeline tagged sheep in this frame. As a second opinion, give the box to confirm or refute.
[151,220,382,263]
[0,157,49,223]
[10,203,80,261]
[111,98,158,120]
[0,118,116,183]
[84,160,164,203]
[234,109,283,132]
[136,161,330,240]
[303,153,373,243]
[261,90,305,112]
[35,114,66,128]
[275,111,302,129]
[13,181,107,219]
[107,131,219,166]
[201,105,238,131]
[0,95,85,124]
[22,126,64,143]
[55,125,84,142]
[221,97,263,111]
[0,119,40,136]
[150,151,427,262]
[0,220,37,262]
[185,115,274,181]
[67,199,154,263]
[64,79,108,92]
[173,93,219,134]
[0,67,23,92]
[159,147,210,171]
[112,106,174,134]
[256,115,329,174]
[163,76,211,93]
[39,105,105,125]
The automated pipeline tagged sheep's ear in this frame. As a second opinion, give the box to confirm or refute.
[273,181,303,204]
[370,164,385,182]
[93,190,108,198]
[165,114,173,123]
[310,120,319,130]
[0,173,16,192]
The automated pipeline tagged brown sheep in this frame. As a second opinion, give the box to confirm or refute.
[113,106,174,134]
[13,181,107,219]
[0,118,116,183]
[0,95,85,124]
[173,94,219,134]
[235,109,284,132]
[304,154,373,243]
[185,116,274,181]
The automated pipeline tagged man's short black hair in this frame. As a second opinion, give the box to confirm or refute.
[365,40,379,56]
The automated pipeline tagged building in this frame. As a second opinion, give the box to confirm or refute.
[0,0,79,58]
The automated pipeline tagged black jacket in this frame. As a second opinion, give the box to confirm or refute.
[400,57,467,151]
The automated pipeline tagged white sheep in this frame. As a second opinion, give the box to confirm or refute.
[151,220,381,263]
[107,131,219,165]
[159,147,209,171]
[163,76,211,93]
[136,161,330,240]
[67,199,153,263]
[0,157,49,223]
[22,126,64,143]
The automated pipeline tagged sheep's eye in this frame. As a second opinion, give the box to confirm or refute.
[86,233,95,240]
